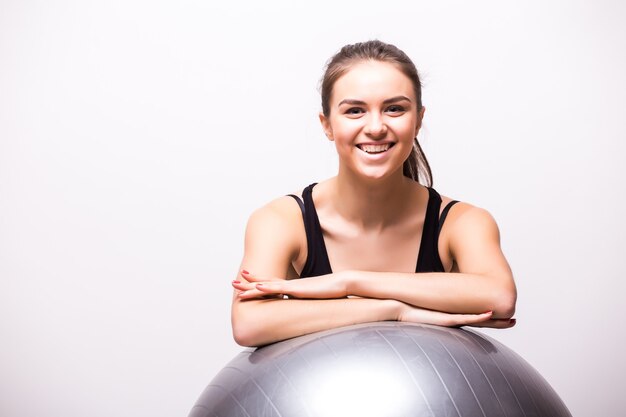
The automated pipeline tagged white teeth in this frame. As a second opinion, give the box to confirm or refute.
[360,143,391,153]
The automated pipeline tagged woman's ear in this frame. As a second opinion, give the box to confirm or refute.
[319,112,334,141]
[415,106,426,136]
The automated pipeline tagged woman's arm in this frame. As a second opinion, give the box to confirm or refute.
[234,296,500,347]
[231,198,498,347]
[234,297,399,347]
[347,206,515,317]
[236,205,516,319]
[231,198,397,347]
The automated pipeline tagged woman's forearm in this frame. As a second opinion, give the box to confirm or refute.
[231,297,399,347]
[344,270,516,318]
[238,269,516,319]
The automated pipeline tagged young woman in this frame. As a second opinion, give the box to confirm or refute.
[231,40,517,347]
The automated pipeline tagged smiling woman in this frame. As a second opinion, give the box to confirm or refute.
[231,40,517,347]
[322,62,421,182]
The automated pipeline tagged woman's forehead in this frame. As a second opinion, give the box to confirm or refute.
[331,61,415,103]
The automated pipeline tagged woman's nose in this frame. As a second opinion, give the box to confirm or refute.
[364,114,387,137]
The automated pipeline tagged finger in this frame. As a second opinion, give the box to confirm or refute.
[240,269,265,282]
[233,280,283,294]
[240,270,258,281]
[255,282,285,294]
[237,289,262,299]
[447,311,493,326]
[237,288,281,300]
[241,270,281,283]
[422,311,493,327]
[232,280,256,291]
[467,318,516,329]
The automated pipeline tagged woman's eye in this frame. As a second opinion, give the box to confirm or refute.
[386,105,405,113]
[345,107,364,115]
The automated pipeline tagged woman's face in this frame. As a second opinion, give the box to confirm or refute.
[320,60,424,181]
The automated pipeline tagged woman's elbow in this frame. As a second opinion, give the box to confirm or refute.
[232,317,261,347]
[493,286,517,318]
[232,328,257,347]
[232,312,273,347]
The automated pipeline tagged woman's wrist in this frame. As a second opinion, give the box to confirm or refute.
[381,298,403,321]
[337,269,355,296]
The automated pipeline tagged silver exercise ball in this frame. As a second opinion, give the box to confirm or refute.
[189,322,571,417]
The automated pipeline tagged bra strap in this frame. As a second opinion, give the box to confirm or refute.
[287,194,305,215]
[438,200,459,235]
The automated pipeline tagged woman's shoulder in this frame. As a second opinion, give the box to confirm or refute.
[437,194,501,240]
[243,191,309,262]
[253,180,326,218]
[245,182,317,236]
[248,193,304,227]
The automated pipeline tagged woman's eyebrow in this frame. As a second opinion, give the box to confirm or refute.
[337,96,412,107]
[337,99,366,106]
[383,95,412,104]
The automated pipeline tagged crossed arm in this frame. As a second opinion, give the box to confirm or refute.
[231,198,517,347]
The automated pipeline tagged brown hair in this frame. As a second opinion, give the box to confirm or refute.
[320,40,433,186]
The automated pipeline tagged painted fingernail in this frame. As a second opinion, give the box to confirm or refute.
[484,310,493,314]
[241,270,249,274]
[232,280,240,284]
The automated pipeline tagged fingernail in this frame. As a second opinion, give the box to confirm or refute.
[484,310,493,314]
[232,280,240,284]
[241,270,249,274]
[509,318,516,324]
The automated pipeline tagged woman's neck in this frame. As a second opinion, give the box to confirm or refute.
[327,169,424,230]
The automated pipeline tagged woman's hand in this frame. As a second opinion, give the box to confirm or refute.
[233,270,348,300]
[232,270,284,299]
[233,270,516,329]
[397,303,516,329]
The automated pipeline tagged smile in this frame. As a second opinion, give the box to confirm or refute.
[356,143,396,154]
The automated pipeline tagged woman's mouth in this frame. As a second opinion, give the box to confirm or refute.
[356,143,395,154]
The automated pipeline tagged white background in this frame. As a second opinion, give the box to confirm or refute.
[1,1,625,416]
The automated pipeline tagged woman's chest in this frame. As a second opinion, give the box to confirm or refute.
[321,217,425,273]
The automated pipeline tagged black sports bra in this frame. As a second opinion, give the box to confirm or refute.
[288,183,458,277]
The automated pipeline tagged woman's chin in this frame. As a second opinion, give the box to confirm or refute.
[353,166,405,183]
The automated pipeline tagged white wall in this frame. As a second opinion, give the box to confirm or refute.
[1,1,624,416]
